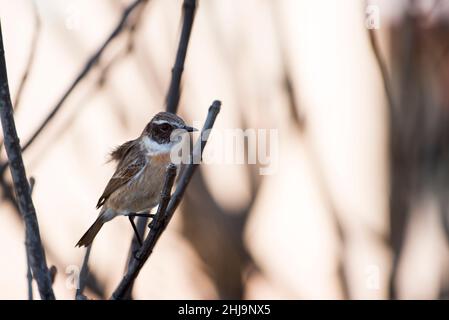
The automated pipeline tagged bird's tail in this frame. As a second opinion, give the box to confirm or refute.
[76,214,105,247]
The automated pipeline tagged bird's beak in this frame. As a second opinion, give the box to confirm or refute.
[184,125,198,132]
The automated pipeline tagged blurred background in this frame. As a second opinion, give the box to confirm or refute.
[1,0,449,299]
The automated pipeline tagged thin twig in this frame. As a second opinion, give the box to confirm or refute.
[25,249,33,300]
[0,0,41,154]
[165,102,221,213]
[25,176,36,300]
[0,172,106,298]
[122,216,147,299]
[120,0,197,298]
[367,17,395,112]
[97,1,147,87]
[75,245,92,300]
[111,100,221,299]
[165,0,197,113]
[13,0,41,111]
[0,22,55,300]
[0,0,147,176]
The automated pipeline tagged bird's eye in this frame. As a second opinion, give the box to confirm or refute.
[159,124,171,132]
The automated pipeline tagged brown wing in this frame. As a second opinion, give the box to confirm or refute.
[96,140,146,209]
[108,139,135,162]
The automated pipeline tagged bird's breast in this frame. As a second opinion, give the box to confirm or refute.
[111,151,175,213]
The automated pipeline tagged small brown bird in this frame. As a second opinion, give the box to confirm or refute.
[76,112,196,247]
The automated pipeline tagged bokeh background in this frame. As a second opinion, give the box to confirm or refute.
[1,0,449,299]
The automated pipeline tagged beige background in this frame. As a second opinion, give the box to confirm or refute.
[0,0,446,299]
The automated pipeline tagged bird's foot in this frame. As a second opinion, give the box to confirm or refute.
[125,212,155,219]
[128,216,143,246]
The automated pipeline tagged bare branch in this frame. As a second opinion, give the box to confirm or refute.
[367,23,395,112]
[120,0,197,298]
[121,216,147,299]
[111,100,222,299]
[13,0,41,111]
[0,0,41,154]
[0,0,148,176]
[0,21,55,300]
[165,102,221,213]
[75,245,92,300]
[25,249,33,300]
[25,176,36,300]
[111,164,177,300]
[165,0,197,113]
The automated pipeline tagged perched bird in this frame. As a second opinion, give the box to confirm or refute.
[76,112,196,247]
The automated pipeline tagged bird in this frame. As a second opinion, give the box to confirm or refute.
[76,112,197,247]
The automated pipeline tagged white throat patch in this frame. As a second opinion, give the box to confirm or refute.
[141,136,172,155]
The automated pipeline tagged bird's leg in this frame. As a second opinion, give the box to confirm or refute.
[125,212,157,230]
[128,215,143,247]
[125,212,155,219]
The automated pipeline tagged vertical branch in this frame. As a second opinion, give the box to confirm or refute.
[367,27,396,112]
[165,0,197,113]
[121,216,147,299]
[366,1,429,299]
[112,164,178,300]
[13,0,41,111]
[0,21,55,300]
[26,176,36,300]
[0,0,41,154]
[75,245,92,300]
[121,0,197,298]
[25,249,33,300]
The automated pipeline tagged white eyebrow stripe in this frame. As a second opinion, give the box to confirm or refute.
[153,120,170,125]
[153,119,184,127]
